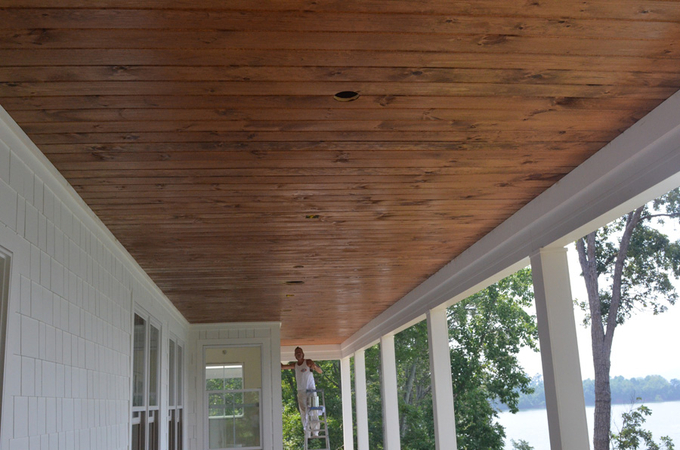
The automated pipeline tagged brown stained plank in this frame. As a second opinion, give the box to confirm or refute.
[44,153,596,172]
[55,165,579,179]
[96,210,514,223]
[123,240,491,253]
[75,186,554,201]
[3,66,680,88]
[38,140,605,156]
[43,145,602,164]
[95,210,536,224]
[26,130,619,145]
[0,96,663,112]
[75,188,561,203]
[10,108,644,124]
[124,231,491,243]
[56,173,576,187]
[2,30,680,59]
[2,81,674,99]
[71,182,557,199]
[109,230,511,242]
[0,9,677,40]
[127,247,483,257]
[2,0,680,22]
[17,117,639,136]
[86,198,526,211]
[2,49,680,73]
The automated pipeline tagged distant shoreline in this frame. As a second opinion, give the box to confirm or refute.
[513,397,675,413]
[498,374,680,412]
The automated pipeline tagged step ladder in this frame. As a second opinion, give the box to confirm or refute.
[304,388,330,450]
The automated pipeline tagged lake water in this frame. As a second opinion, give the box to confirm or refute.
[497,400,680,449]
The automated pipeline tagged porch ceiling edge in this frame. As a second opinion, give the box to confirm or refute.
[340,90,680,357]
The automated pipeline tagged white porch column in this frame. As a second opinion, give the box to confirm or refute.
[380,334,401,450]
[354,349,370,450]
[530,247,590,450]
[427,308,457,450]
[341,356,355,450]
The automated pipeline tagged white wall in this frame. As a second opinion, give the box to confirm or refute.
[0,107,190,450]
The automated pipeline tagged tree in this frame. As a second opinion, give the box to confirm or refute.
[611,403,675,450]
[281,269,539,449]
[575,187,680,450]
[366,268,538,449]
[447,268,538,449]
[511,439,535,450]
[394,322,435,450]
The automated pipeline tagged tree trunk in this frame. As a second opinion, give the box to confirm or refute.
[577,233,611,450]
[577,207,643,450]
[400,363,417,437]
[592,342,612,450]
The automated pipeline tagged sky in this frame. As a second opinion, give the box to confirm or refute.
[518,237,680,381]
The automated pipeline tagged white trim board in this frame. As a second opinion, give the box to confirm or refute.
[280,344,342,362]
[341,89,680,357]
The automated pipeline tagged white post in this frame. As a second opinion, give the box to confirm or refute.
[341,356,355,450]
[380,334,401,450]
[531,247,590,450]
[427,308,457,450]
[355,349,370,450]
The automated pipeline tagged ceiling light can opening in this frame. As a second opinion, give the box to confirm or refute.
[334,91,360,102]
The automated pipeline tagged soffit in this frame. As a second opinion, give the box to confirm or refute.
[0,0,678,345]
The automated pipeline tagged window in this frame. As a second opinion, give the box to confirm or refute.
[207,364,244,419]
[205,346,262,450]
[132,312,161,450]
[168,337,184,450]
[0,249,9,427]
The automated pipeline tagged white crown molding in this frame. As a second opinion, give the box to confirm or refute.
[341,90,680,356]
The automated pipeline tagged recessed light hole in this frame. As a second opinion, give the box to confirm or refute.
[334,91,360,102]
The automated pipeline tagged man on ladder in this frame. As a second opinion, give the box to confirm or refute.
[281,347,323,438]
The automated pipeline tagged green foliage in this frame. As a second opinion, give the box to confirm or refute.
[448,268,538,449]
[611,403,675,450]
[364,343,385,450]
[577,188,680,328]
[449,269,538,413]
[576,189,680,450]
[395,321,435,450]
[361,269,538,450]
[281,269,538,449]
[511,439,535,450]
[281,360,344,450]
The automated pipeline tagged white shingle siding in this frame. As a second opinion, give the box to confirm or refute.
[0,109,190,450]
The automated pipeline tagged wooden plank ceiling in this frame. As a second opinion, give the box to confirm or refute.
[1,1,679,345]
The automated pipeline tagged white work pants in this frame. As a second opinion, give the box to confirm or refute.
[297,391,319,436]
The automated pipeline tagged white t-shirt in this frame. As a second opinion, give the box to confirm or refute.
[294,360,316,392]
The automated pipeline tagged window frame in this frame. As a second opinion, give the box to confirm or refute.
[202,344,263,450]
[168,334,185,450]
[131,308,162,450]
[0,248,10,432]
[206,363,246,420]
